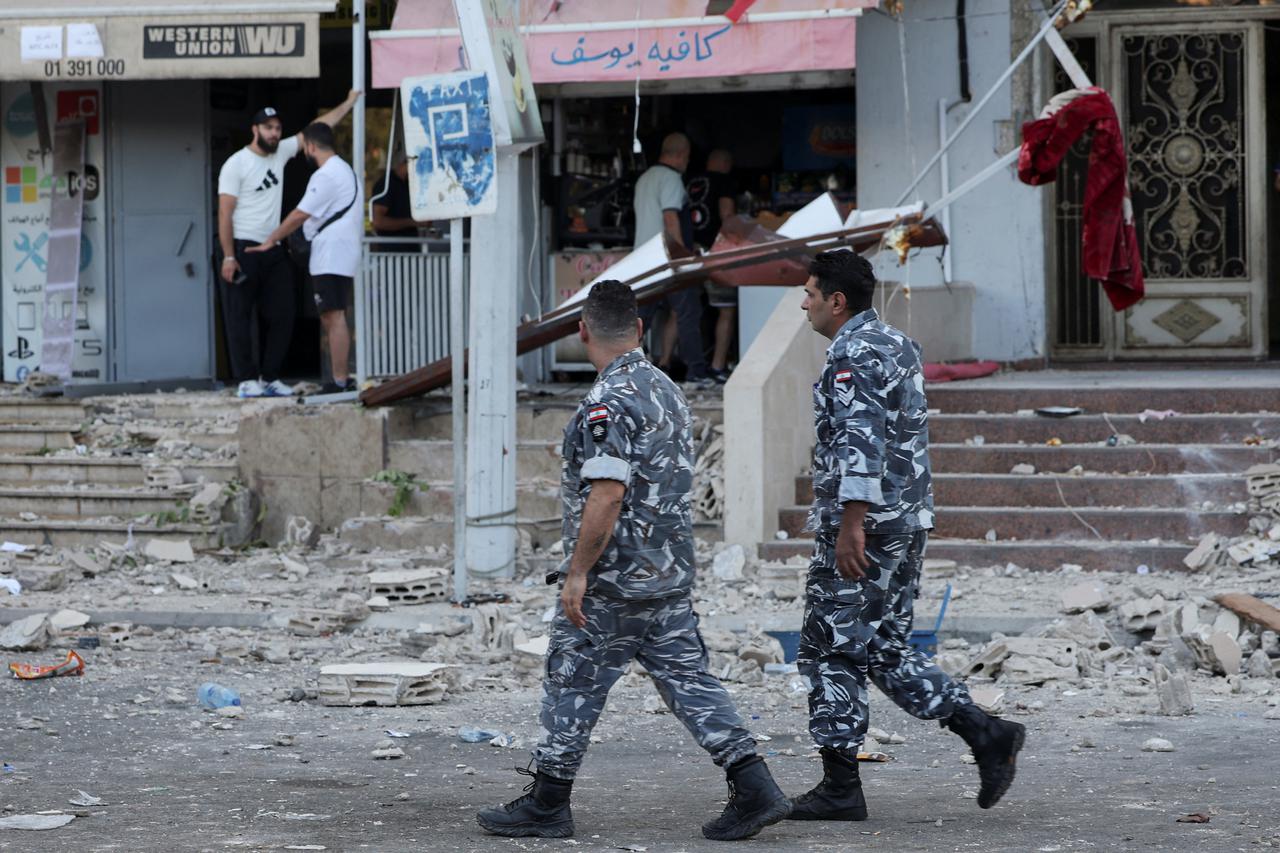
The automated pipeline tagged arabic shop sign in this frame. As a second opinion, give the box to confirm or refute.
[371,17,857,88]
[548,24,731,75]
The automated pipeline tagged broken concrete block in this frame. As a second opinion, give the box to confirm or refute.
[968,686,1005,715]
[922,558,957,578]
[1061,582,1108,614]
[143,539,195,564]
[339,516,448,551]
[0,612,52,650]
[1246,649,1275,679]
[143,465,184,488]
[15,564,66,592]
[1002,654,1078,686]
[280,555,310,578]
[514,636,550,673]
[1141,737,1175,753]
[1010,463,1036,475]
[471,602,526,652]
[49,609,91,632]
[366,595,391,612]
[368,568,449,605]
[1212,609,1241,641]
[1154,664,1194,716]
[712,545,746,581]
[318,662,458,706]
[1183,533,1221,571]
[1227,537,1280,566]
[284,515,319,549]
[187,483,227,525]
[1185,624,1242,676]
[738,635,785,669]
[66,551,103,577]
[1245,463,1280,497]
[280,609,348,637]
[1042,611,1117,652]
[170,573,200,591]
[1120,595,1168,633]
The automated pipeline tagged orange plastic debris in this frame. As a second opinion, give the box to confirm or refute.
[9,650,85,680]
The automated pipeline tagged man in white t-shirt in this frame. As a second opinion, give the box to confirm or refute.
[248,123,361,394]
[632,132,708,387]
[216,90,360,397]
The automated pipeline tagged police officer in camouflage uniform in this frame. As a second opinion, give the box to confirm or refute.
[476,280,791,842]
[787,250,1026,823]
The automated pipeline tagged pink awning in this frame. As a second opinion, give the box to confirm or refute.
[371,0,870,90]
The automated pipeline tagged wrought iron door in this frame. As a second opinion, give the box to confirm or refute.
[1110,24,1266,356]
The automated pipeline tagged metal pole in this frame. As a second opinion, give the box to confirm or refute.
[894,0,1069,205]
[450,218,467,602]
[352,2,368,386]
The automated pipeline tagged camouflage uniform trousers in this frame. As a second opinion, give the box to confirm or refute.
[533,591,757,780]
[798,530,972,752]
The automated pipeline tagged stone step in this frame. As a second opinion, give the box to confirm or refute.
[928,413,1280,445]
[776,505,1246,542]
[925,384,1278,415]
[0,424,79,453]
[0,519,217,550]
[86,395,288,423]
[0,455,237,487]
[929,443,1273,475]
[387,398,724,442]
[793,473,1247,508]
[0,487,196,519]
[759,538,1195,573]
[0,398,87,421]
[388,439,561,482]
[360,479,562,522]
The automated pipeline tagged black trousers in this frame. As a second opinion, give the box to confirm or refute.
[219,241,296,383]
[639,286,706,380]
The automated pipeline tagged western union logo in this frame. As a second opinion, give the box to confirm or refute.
[142,24,305,59]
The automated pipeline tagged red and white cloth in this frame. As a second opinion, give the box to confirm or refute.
[1017,87,1144,311]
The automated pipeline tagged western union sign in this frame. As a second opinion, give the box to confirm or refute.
[0,15,320,81]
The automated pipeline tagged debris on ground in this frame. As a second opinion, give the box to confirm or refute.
[9,649,85,680]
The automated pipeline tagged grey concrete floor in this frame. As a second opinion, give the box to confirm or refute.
[2,642,1278,853]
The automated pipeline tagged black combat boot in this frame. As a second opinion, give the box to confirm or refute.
[787,747,868,821]
[475,766,574,838]
[701,755,792,841]
[945,702,1026,809]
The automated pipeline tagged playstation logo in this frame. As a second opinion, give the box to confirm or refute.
[7,336,33,359]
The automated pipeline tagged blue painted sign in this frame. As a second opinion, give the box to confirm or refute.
[399,71,496,220]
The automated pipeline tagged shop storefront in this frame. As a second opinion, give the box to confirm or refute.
[369,0,869,379]
[0,1,332,386]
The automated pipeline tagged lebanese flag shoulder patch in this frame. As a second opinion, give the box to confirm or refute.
[587,405,609,442]
[834,369,854,385]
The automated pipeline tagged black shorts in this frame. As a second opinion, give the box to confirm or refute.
[312,274,352,313]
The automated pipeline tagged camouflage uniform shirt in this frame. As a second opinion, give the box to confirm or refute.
[806,308,935,542]
[561,348,696,600]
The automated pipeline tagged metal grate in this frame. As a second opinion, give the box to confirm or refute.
[359,247,470,380]
[1052,36,1103,349]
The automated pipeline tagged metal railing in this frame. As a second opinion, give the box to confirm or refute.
[357,237,469,381]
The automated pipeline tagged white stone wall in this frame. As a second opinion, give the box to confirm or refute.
[856,0,1048,362]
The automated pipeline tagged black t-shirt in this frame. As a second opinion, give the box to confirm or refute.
[686,171,736,251]
[373,171,417,251]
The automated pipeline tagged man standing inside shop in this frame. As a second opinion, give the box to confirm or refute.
[632,132,709,387]
[247,123,362,395]
[216,89,360,397]
[372,154,423,253]
[687,149,738,384]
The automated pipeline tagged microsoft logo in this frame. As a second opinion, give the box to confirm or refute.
[5,167,38,204]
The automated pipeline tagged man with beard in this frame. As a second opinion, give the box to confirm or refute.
[788,249,1025,825]
[247,123,361,394]
[216,90,360,397]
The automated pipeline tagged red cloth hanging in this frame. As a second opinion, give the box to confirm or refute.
[724,0,761,23]
[1017,87,1144,312]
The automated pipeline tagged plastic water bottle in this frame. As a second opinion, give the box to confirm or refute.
[459,726,502,743]
[197,683,241,710]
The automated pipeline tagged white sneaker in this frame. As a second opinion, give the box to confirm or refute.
[237,379,266,398]
[263,379,295,397]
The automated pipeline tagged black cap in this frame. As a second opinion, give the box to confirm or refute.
[251,106,280,125]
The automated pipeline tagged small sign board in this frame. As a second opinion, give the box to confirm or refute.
[454,0,543,149]
[399,71,497,220]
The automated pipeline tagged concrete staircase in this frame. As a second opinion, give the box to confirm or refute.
[761,380,1278,573]
[0,396,240,549]
[378,391,726,546]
